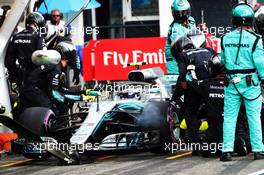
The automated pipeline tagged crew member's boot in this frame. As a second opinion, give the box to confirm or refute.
[254,152,264,160]
[220,152,232,161]
[234,136,247,156]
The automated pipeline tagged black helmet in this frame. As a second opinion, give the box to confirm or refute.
[55,41,77,64]
[187,28,206,48]
[255,6,264,35]
[208,54,225,77]
[170,36,194,57]
[26,12,45,29]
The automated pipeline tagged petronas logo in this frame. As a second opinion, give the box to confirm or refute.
[178,0,184,6]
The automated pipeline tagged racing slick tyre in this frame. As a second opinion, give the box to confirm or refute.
[18,107,55,136]
[18,107,55,159]
[139,101,179,154]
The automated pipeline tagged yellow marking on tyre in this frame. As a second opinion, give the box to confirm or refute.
[96,155,115,161]
[0,159,32,168]
[0,160,18,164]
[165,151,192,160]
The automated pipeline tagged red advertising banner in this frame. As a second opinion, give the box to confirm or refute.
[82,37,220,81]
[82,37,167,81]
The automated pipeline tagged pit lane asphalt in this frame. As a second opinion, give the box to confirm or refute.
[0,150,264,175]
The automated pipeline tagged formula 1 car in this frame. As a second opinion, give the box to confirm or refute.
[0,66,181,165]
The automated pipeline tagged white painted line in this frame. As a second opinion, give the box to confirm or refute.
[248,169,264,175]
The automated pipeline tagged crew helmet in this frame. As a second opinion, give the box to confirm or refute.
[55,41,77,64]
[25,12,45,29]
[171,0,191,22]
[208,54,226,77]
[170,36,194,57]
[255,6,264,34]
[232,3,255,27]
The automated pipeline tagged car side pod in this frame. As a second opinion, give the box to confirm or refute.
[0,114,79,165]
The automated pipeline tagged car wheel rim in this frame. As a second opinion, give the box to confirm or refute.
[168,104,181,142]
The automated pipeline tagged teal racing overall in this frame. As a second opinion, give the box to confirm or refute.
[165,17,196,74]
[221,28,264,153]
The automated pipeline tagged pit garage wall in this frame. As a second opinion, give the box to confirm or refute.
[159,0,257,37]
